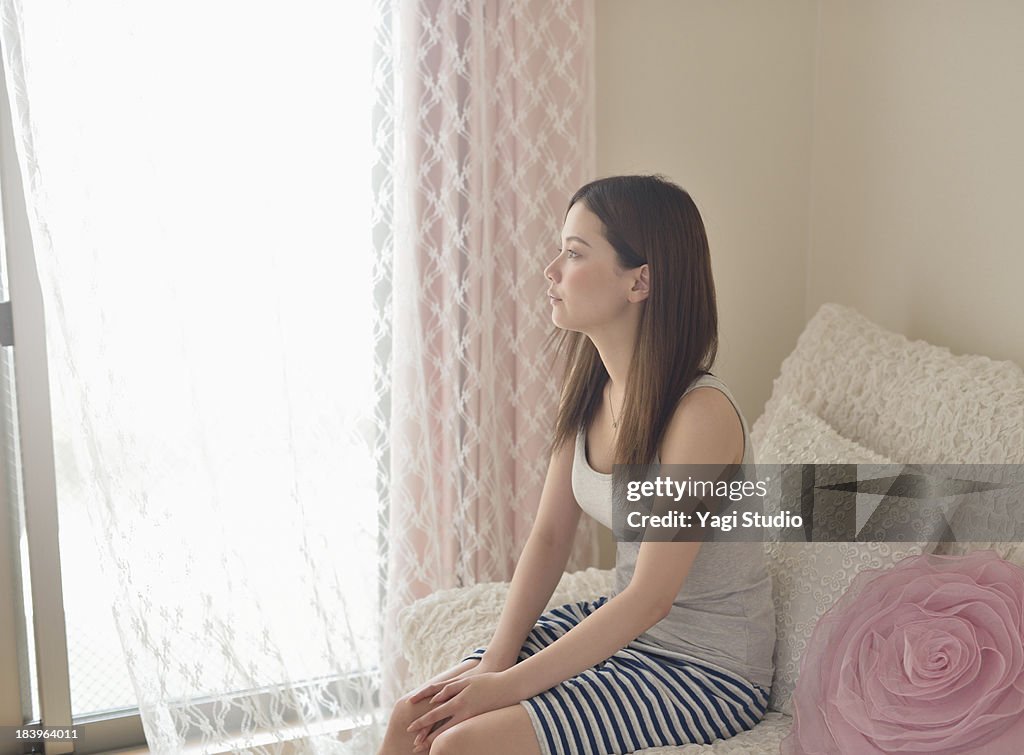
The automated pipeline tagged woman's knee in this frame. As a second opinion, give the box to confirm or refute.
[386,693,419,729]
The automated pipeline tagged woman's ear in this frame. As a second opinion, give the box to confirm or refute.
[629,264,650,303]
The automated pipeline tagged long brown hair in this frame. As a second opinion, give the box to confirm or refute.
[546,174,718,468]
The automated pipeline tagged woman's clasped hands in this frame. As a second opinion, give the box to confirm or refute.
[405,668,521,752]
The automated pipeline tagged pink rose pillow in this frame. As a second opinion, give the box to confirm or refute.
[782,550,1024,755]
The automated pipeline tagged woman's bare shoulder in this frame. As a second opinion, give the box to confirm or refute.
[659,386,743,466]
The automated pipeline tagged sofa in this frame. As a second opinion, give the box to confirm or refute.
[398,303,1024,753]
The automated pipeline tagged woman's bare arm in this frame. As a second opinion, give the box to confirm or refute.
[406,437,582,713]
[476,438,583,669]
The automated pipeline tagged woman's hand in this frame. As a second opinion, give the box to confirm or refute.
[405,670,521,752]
[406,656,501,704]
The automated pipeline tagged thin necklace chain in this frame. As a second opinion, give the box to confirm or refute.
[607,382,620,430]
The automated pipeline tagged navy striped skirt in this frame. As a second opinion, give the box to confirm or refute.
[462,596,770,755]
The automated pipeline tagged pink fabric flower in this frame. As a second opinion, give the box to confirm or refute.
[782,550,1024,754]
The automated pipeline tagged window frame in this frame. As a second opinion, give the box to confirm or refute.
[0,44,146,755]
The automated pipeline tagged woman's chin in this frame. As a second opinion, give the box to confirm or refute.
[551,312,574,330]
[550,307,593,334]
[551,317,586,336]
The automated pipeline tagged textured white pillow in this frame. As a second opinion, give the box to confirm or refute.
[757,396,931,716]
[750,303,1024,465]
[757,395,891,468]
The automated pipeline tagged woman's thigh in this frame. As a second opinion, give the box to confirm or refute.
[432,703,540,755]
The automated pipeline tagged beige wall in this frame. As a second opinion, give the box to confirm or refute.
[593,0,1024,568]
[807,1,1024,365]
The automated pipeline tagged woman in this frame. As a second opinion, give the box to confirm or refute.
[379,175,775,755]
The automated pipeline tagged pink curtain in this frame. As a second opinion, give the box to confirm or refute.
[373,0,599,706]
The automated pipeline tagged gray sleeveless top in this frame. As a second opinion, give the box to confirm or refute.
[572,373,775,688]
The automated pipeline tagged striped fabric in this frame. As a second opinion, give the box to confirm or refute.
[462,596,770,755]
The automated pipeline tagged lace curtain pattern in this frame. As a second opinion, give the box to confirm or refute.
[375,0,598,707]
[2,0,595,751]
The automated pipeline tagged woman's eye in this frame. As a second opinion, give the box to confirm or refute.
[565,249,579,259]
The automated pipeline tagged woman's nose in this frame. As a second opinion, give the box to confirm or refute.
[544,256,559,282]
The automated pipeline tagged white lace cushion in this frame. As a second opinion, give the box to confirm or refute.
[750,303,1024,466]
[756,395,892,468]
[757,396,931,716]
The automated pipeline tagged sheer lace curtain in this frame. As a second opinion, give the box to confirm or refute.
[376,0,599,707]
[1,0,595,752]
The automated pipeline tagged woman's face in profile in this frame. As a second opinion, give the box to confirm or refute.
[544,201,636,334]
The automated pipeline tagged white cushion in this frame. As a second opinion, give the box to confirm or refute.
[748,303,1024,713]
[756,395,930,716]
[756,395,891,468]
[751,303,1024,465]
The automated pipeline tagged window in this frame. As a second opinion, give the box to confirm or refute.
[0,3,378,752]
